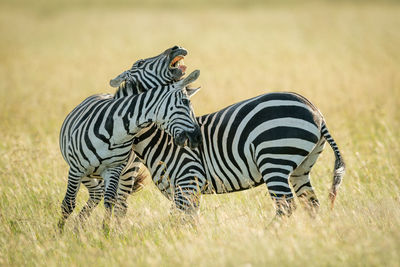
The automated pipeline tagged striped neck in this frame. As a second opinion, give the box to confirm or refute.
[131,125,169,168]
[124,88,166,135]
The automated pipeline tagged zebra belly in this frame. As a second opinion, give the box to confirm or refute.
[201,153,263,193]
[65,145,131,177]
[202,174,264,194]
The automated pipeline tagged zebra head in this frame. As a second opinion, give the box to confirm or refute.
[110,45,188,96]
[154,70,202,149]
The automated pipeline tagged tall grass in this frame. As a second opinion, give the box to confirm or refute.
[0,1,399,266]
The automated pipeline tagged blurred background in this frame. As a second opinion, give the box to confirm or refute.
[0,0,399,266]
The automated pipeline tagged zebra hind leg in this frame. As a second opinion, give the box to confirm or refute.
[258,161,296,216]
[289,139,326,213]
[58,168,83,232]
[78,177,105,223]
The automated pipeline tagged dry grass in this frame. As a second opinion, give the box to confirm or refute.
[0,1,400,266]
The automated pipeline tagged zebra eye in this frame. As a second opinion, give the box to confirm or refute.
[182,99,189,106]
[137,60,145,67]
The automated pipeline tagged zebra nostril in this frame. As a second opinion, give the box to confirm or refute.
[172,46,179,50]
[185,127,202,149]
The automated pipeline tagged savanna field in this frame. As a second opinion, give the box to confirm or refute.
[0,0,400,266]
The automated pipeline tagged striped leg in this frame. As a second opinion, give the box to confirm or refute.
[101,164,126,230]
[173,180,201,216]
[78,178,105,221]
[289,139,326,211]
[258,160,295,216]
[114,156,142,218]
[58,168,83,231]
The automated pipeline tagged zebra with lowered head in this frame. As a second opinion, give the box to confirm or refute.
[58,70,202,230]
[129,92,345,215]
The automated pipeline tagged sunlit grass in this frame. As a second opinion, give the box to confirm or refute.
[0,1,399,266]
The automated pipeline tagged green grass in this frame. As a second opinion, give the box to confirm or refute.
[1,1,400,266]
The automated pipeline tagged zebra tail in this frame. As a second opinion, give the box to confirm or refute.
[321,122,346,209]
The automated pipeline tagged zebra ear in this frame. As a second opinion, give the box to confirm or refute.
[186,86,201,98]
[110,70,129,88]
[180,70,200,87]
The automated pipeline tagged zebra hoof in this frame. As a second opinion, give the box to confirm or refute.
[102,220,111,236]
[57,219,65,233]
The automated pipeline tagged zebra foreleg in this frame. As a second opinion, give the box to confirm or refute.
[173,182,201,223]
[101,165,125,231]
[78,177,105,222]
[113,157,142,218]
[58,168,83,231]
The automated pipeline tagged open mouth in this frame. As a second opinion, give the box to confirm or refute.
[169,55,187,75]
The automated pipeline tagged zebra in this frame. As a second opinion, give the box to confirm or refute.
[127,92,345,216]
[58,70,202,230]
[67,45,188,218]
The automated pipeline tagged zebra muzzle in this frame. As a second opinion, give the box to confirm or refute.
[175,127,202,149]
[187,127,202,149]
[174,132,188,147]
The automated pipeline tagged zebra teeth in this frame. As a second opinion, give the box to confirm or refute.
[170,56,184,68]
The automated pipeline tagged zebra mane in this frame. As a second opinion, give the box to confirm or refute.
[113,79,144,99]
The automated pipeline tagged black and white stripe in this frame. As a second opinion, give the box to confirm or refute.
[129,92,345,215]
[58,71,201,230]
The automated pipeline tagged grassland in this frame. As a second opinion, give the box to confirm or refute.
[0,1,400,266]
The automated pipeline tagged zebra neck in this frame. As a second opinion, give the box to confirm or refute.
[131,126,169,169]
[124,92,158,135]
[132,126,206,191]
[131,126,158,156]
